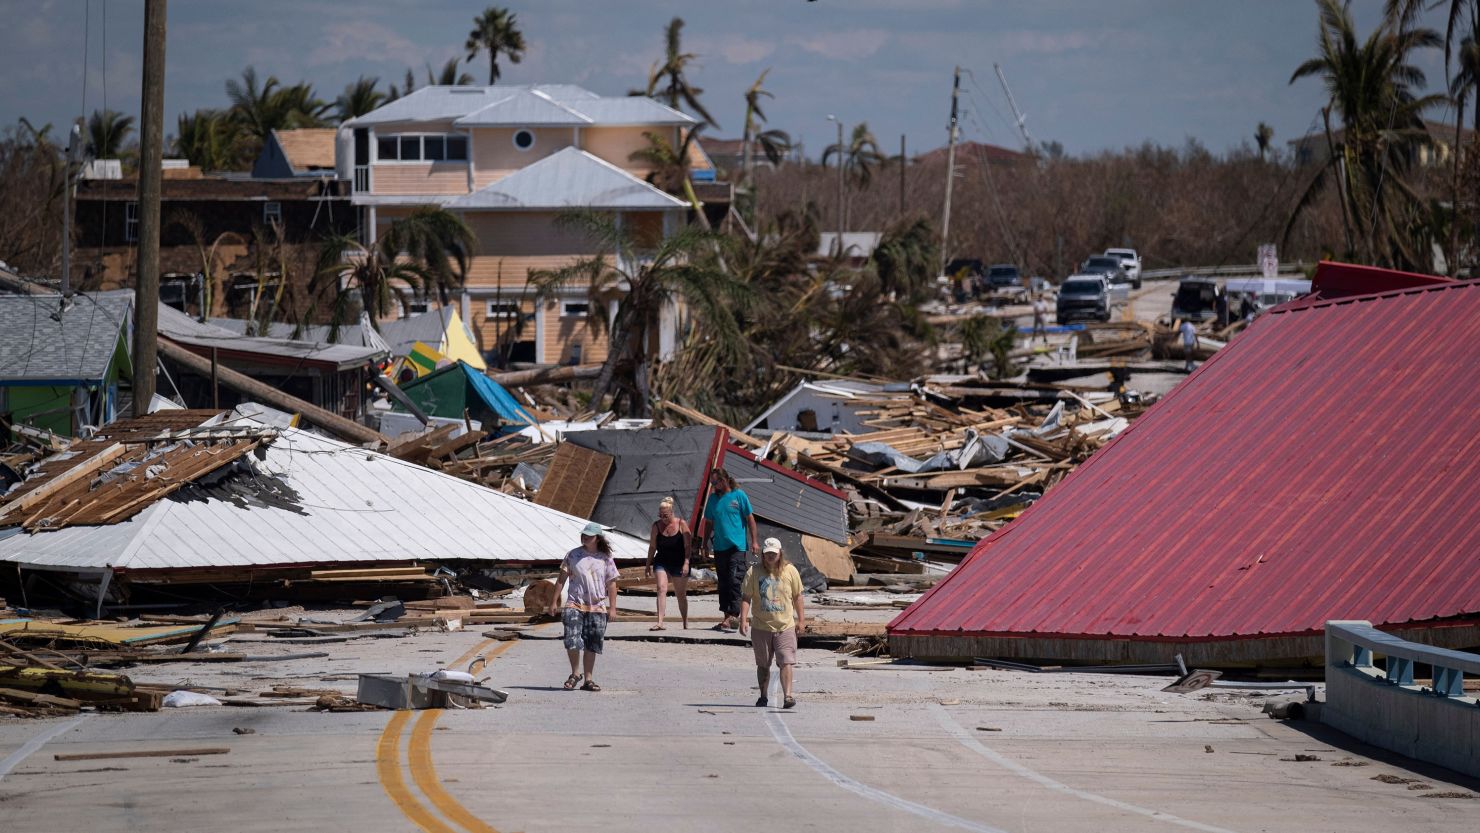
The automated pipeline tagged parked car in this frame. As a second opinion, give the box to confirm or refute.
[1080,255,1131,287]
[985,263,1022,290]
[1056,275,1112,323]
[1170,277,1220,322]
[1104,248,1142,288]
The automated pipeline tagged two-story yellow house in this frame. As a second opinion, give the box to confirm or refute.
[336,85,695,366]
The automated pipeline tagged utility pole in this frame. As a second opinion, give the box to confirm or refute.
[994,63,1036,156]
[133,0,166,416]
[827,115,844,252]
[60,121,83,296]
[940,66,961,274]
[898,134,906,216]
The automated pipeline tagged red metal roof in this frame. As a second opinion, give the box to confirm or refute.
[890,268,1480,644]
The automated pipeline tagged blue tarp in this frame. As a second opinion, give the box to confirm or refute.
[461,362,536,427]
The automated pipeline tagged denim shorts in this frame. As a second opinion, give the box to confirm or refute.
[562,607,608,653]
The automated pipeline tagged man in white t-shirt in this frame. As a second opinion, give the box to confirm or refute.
[1179,319,1198,372]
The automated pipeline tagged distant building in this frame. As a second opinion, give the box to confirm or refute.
[914,141,1034,170]
[1287,120,1475,167]
[338,84,718,366]
[0,292,133,437]
[251,128,339,179]
[70,174,354,318]
[816,231,882,268]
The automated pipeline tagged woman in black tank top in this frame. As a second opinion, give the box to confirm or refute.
[645,497,692,630]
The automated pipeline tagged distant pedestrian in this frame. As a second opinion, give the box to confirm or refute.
[1214,289,1230,329]
[1031,294,1049,344]
[698,468,758,632]
[1179,319,1198,372]
[548,522,620,692]
[645,496,691,630]
[1239,295,1257,323]
[740,537,805,709]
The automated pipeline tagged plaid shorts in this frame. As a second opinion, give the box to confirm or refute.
[562,607,609,654]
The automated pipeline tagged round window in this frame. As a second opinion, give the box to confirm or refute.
[512,129,535,151]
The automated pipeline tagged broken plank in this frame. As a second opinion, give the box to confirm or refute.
[54,747,230,762]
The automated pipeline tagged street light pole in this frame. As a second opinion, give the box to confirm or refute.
[827,115,844,255]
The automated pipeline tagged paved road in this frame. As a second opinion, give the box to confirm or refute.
[1,607,1474,833]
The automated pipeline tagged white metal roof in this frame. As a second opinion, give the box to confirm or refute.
[158,304,386,369]
[444,147,686,211]
[0,418,646,572]
[351,84,694,128]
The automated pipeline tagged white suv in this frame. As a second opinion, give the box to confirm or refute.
[1104,248,1141,289]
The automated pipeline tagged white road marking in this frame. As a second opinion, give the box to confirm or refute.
[931,704,1241,833]
[763,710,1010,833]
[0,714,90,782]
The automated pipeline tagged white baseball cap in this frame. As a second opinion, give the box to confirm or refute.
[762,537,783,554]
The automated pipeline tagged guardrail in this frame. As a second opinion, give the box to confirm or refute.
[1323,620,1478,777]
[1140,262,1311,280]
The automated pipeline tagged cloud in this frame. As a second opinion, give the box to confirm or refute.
[310,20,424,68]
[691,35,775,65]
[787,29,890,61]
[1005,30,1100,55]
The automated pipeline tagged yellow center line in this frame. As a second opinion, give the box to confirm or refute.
[410,710,501,833]
[377,632,531,832]
[376,710,458,833]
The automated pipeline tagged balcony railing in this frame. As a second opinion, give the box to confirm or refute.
[353,165,370,194]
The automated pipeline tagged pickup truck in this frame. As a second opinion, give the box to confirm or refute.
[1056,275,1113,323]
[1104,248,1142,289]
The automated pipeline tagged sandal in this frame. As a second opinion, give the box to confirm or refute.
[649,625,666,631]
[581,680,602,692]
[562,673,582,691]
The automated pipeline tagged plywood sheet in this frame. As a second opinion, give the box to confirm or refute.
[534,443,614,520]
[801,534,856,583]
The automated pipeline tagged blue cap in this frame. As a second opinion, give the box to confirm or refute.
[581,522,603,537]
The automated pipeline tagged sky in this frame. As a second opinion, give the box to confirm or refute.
[0,0,1461,158]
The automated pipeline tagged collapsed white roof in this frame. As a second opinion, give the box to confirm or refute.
[0,419,645,573]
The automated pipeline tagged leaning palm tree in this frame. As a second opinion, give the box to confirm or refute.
[1254,122,1275,160]
[1285,0,1445,269]
[822,122,885,188]
[741,69,792,179]
[427,58,475,87]
[465,7,526,85]
[638,17,718,128]
[312,207,476,329]
[630,127,711,228]
[335,76,385,122]
[529,211,751,416]
[87,109,134,158]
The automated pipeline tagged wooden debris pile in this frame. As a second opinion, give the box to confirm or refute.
[0,410,277,532]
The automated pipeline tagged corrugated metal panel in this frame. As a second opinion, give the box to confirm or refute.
[0,423,647,571]
[566,426,719,540]
[722,446,848,544]
[158,304,385,368]
[455,90,590,126]
[0,294,131,383]
[445,148,685,210]
[351,85,692,128]
[891,274,1480,643]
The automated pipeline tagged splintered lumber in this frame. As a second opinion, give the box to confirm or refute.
[0,443,126,521]
[534,443,614,518]
[157,338,386,446]
[0,687,81,710]
[54,748,230,762]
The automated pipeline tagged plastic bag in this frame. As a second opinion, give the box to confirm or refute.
[162,690,223,708]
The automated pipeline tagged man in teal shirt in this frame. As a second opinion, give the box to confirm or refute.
[698,467,758,632]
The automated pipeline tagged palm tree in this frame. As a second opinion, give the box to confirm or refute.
[335,77,385,122]
[226,67,330,154]
[427,58,475,87]
[87,109,134,158]
[1285,0,1445,269]
[312,207,476,328]
[822,122,885,188]
[741,69,793,180]
[630,128,711,227]
[872,216,940,304]
[465,7,526,85]
[1255,122,1275,160]
[529,211,751,416]
[386,68,418,102]
[173,110,236,171]
[638,17,718,128]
